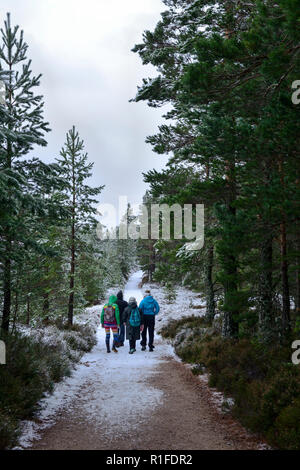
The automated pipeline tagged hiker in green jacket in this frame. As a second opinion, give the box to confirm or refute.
[101,295,120,353]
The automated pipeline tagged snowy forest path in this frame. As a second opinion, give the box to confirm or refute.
[27,272,262,450]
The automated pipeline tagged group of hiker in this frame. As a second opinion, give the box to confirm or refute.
[100,290,160,355]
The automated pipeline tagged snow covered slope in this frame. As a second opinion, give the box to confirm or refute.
[141,280,206,331]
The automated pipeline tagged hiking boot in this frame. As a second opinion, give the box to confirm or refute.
[129,349,135,354]
[118,342,124,347]
[107,349,111,353]
[112,347,118,353]
[149,346,154,352]
[141,346,146,351]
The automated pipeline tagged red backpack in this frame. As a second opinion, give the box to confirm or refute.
[104,305,116,323]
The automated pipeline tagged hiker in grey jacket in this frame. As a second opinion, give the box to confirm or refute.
[123,297,144,354]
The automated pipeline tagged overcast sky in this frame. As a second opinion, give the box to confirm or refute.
[0,0,168,226]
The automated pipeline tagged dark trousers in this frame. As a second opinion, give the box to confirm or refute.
[129,339,136,350]
[119,324,125,343]
[141,315,155,348]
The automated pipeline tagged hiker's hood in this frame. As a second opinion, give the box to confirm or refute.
[117,291,123,300]
[142,296,155,307]
[108,295,117,305]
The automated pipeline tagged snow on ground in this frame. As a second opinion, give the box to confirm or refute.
[17,270,175,449]
[140,280,238,419]
[16,272,269,450]
[141,280,206,331]
[15,305,101,370]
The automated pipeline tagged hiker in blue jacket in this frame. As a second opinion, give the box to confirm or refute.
[139,290,160,352]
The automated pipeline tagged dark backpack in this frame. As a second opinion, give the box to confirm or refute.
[129,307,141,327]
[104,305,116,323]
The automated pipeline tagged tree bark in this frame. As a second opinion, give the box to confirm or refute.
[2,249,11,331]
[43,292,50,315]
[26,294,30,326]
[204,162,216,322]
[258,232,274,340]
[222,252,239,338]
[43,265,50,316]
[2,56,14,332]
[279,157,290,335]
[11,287,19,334]
[280,219,291,334]
[295,176,300,318]
[296,224,300,318]
[148,239,155,282]
[205,245,216,322]
[68,159,76,326]
[68,216,75,326]
[222,157,239,338]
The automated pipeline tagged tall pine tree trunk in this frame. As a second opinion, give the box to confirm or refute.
[68,211,75,326]
[205,244,216,322]
[279,157,290,335]
[2,245,11,331]
[148,239,155,282]
[295,176,300,318]
[2,137,13,332]
[12,287,19,334]
[222,251,239,338]
[222,158,239,338]
[148,252,152,282]
[280,219,291,334]
[68,168,76,326]
[220,5,240,339]
[43,292,49,315]
[257,162,276,340]
[204,163,216,323]
[26,294,30,325]
[2,54,14,332]
[296,224,300,318]
[258,231,274,340]
[43,265,50,316]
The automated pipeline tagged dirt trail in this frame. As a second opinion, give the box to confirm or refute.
[22,272,263,450]
[31,343,262,450]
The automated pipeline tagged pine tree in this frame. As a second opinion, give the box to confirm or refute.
[132,0,300,341]
[137,192,157,281]
[0,13,50,331]
[117,203,137,279]
[57,126,104,325]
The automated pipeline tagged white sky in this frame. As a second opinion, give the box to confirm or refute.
[0,0,169,226]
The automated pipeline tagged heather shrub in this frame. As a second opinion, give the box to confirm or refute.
[163,317,300,449]
[0,319,97,450]
[0,411,19,450]
[63,324,97,353]
[160,315,207,339]
[269,397,300,449]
